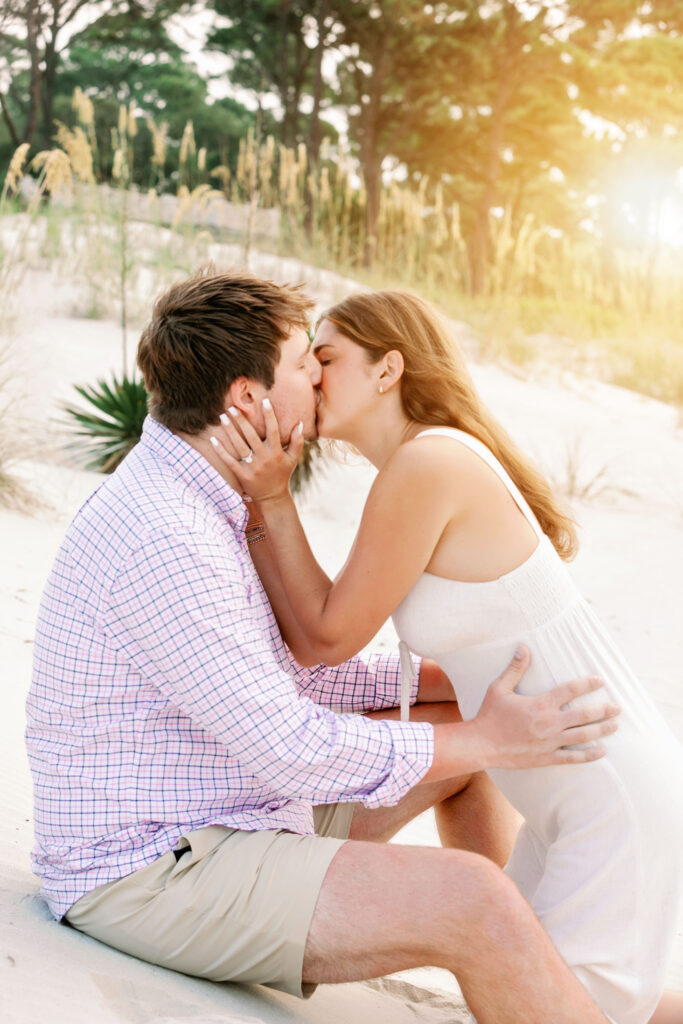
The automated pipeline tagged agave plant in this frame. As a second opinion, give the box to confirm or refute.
[63,373,148,473]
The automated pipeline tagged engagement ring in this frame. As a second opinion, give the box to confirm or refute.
[241,452,254,464]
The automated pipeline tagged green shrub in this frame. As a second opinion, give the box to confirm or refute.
[63,373,148,473]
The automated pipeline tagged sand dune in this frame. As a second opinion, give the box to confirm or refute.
[2,260,682,1019]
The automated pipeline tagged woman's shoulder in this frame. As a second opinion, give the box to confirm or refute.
[411,427,507,475]
[377,428,510,513]
[361,432,468,538]
[375,427,481,499]
[395,426,490,472]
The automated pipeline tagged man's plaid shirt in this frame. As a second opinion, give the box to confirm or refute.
[26,417,433,918]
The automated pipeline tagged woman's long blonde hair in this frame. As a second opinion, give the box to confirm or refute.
[321,290,577,560]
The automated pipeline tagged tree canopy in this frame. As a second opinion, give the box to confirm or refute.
[1,0,681,293]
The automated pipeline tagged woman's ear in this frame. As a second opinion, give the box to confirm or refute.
[378,350,405,392]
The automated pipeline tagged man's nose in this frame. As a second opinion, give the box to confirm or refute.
[307,352,322,385]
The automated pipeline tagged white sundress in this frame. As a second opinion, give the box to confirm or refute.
[394,427,683,1024]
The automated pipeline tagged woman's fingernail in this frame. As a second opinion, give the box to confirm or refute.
[209,436,219,448]
[262,397,271,410]
[219,413,230,426]
[228,406,239,417]
[297,421,304,434]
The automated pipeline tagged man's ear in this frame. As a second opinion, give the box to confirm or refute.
[378,350,405,392]
[225,377,265,421]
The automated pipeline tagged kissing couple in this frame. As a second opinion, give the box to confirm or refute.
[28,268,683,1024]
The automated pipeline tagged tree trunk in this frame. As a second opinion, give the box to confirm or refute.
[24,0,43,146]
[244,100,262,268]
[308,0,329,166]
[468,112,504,295]
[468,66,518,293]
[279,0,294,148]
[360,40,389,267]
[41,31,59,148]
[0,92,20,148]
[290,24,307,145]
[468,2,523,295]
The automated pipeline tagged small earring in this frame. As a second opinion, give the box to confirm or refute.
[378,385,384,394]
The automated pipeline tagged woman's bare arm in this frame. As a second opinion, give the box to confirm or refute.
[212,403,460,664]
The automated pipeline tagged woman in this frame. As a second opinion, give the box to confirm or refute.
[212,289,683,1024]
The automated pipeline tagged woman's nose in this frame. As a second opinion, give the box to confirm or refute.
[308,353,322,385]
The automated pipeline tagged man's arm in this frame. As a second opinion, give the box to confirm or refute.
[292,652,455,714]
[102,530,434,809]
[290,650,423,712]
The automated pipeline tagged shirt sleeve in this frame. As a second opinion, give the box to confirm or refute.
[100,530,433,809]
[289,652,422,713]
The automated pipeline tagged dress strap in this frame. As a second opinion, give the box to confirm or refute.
[398,640,415,722]
[415,427,544,540]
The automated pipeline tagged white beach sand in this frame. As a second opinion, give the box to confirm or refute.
[1,259,682,1021]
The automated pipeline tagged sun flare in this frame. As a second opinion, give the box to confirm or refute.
[606,165,683,250]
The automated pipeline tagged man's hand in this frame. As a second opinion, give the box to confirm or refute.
[424,646,620,783]
[471,646,620,770]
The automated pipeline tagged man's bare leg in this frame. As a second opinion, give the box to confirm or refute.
[357,701,522,866]
[649,990,683,1023]
[303,841,608,1024]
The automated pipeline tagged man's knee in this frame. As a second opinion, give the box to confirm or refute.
[440,848,522,929]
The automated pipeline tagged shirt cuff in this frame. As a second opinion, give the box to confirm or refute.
[361,720,434,809]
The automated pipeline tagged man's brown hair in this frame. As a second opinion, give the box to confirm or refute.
[137,267,313,433]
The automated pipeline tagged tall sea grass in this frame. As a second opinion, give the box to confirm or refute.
[0,141,76,509]
[2,95,682,408]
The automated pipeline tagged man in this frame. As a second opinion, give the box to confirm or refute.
[26,268,618,1024]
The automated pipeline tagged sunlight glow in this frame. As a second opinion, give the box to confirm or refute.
[606,166,683,250]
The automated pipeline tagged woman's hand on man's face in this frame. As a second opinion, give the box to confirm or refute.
[209,399,305,503]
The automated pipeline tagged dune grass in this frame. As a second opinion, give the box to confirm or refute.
[2,98,682,423]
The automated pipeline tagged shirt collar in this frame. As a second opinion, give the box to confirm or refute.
[140,416,248,531]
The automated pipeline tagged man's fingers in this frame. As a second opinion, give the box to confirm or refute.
[561,717,619,747]
[493,645,530,692]
[562,702,620,730]
[552,675,605,707]
[544,744,607,766]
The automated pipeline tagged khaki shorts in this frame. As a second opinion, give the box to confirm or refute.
[65,803,355,998]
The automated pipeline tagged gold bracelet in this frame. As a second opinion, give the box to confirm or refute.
[246,531,267,545]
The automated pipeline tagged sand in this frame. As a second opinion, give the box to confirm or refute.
[1,258,682,1020]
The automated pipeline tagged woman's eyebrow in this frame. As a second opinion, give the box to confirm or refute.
[312,341,333,354]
